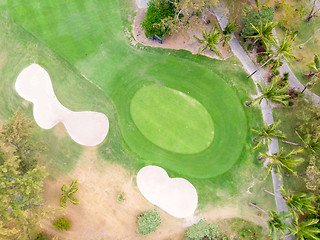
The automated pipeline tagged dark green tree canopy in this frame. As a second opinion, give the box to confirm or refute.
[0,110,46,174]
[240,7,274,38]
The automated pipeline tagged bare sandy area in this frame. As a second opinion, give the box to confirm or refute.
[132,8,232,60]
[42,148,266,240]
[137,166,198,219]
[15,64,109,147]
[42,148,186,240]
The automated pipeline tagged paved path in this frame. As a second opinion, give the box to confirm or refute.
[214,7,294,240]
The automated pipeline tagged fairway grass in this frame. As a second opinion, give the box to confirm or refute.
[130,85,214,154]
[0,0,274,211]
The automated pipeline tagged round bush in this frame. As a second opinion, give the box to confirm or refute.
[52,217,71,231]
[138,209,161,235]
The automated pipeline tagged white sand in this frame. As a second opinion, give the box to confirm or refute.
[136,0,149,8]
[137,165,198,218]
[15,64,109,147]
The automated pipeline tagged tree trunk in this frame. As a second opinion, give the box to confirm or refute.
[247,55,275,78]
[248,202,268,214]
[251,38,260,53]
[165,0,175,4]
[263,188,284,199]
[306,0,319,21]
[281,140,301,146]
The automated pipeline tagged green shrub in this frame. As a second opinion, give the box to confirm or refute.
[257,55,265,63]
[137,209,161,235]
[34,233,50,240]
[52,217,71,231]
[141,0,176,38]
[240,7,274,38]
[185,219,226,240]
[272,70,280,76]
[117,192,126,202]
[247,43,253,51]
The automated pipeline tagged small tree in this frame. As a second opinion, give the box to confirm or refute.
[302,54,320,93]
[251,120,287,150]
[137,209,161,235]
[248,203,291,239]
[219,19,240,52]
[52,217,71,231]
[248,19,277,50]
[0,110,46,174]
[185,219,225,240]
[194,26,222,57]
[306,0,320,21]
[260,148,304,179]
[141,0,176,38]
[240,7,274,39]
[60,179,80,208]
[250,76,291,106]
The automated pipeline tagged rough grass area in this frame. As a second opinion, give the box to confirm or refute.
[0,0,274,212]
[273,101,311,193]
[218,218,268,239]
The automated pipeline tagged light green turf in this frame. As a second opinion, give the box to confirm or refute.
[130,85,214,154]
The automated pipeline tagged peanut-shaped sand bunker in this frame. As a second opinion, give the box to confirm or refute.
[137,165,198,218]
[15,64,109,146]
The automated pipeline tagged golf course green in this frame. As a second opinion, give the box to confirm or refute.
[0,0,250,178]
[130,85,214,154]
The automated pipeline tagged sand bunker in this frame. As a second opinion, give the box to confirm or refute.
[137,166,198,218]
[15,64,109,146]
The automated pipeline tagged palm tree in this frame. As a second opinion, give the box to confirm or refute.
[260,148,304,179]
[251,75,291,106]
[60,179,80,208]
[263,187,317,216]
[220,19,240,52]
[249,202,291,240]
[194,26,222,57]
[301,54,320,93]
[268,31,298,70]
[289,216,320,240]
[251,120,287,149]
[248,19,278,50]
[282,131,320,155]
[248,31,298,78]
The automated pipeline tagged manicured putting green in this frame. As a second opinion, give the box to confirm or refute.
[130,85,214,154]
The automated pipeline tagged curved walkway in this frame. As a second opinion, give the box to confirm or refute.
[214,7,294,240]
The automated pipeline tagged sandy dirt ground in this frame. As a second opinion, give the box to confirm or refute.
[42,147,186,240]
[132,8,232,60]
[42,142,265,240]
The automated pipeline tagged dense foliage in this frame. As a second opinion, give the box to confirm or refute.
[141,0,176,38]
[137,209,161,235]
[185,219,226,240]
[240,7,274,38]
[0,110,46,174]
[0,111,52,239]
[52,217,71,231]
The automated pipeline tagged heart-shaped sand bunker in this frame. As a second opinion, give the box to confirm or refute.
[15,64,109,146]
[137,165,198,218]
